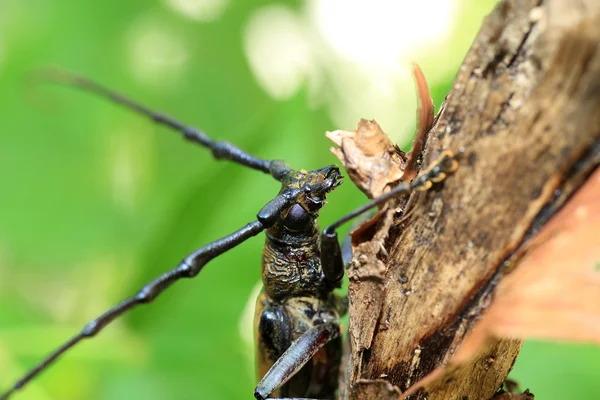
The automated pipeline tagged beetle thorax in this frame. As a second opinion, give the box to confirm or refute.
[261,233,328,300]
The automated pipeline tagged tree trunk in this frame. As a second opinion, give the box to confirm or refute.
[342,0,600,398]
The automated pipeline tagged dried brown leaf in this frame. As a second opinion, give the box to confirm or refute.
[403,63,435,182]
[326,119,406,199]
[326,64,434,198]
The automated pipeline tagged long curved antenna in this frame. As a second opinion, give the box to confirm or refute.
[38,69,291,180]
[0,220,265,400]
[0,183,309,399]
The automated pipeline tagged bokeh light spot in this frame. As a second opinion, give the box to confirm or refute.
[0,42,4,75]
[243,5,314,100]
[162,0,229,22]
[126,14,189,86]
[309,0,455,71]
[106,124,153,214]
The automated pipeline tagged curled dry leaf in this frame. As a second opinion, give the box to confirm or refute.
[326,64,435,199]
[326,119,406,199]
[327,64,435,252]
[403,63,435,182]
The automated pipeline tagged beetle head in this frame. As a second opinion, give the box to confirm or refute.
[278,165,342,231]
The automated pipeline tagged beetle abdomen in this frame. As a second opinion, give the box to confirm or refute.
[254,293,342,399]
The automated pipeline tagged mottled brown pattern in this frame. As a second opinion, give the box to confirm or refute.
[262,236,324,299]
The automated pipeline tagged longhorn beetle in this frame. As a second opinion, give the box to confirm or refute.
[1,70,459,399]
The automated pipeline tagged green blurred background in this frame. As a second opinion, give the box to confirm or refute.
[0,0,598,399]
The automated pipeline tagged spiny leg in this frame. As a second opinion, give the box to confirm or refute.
[38,69,291,180]
[0,187,310,400]
[320,149,461,279]
[254,323,340,400]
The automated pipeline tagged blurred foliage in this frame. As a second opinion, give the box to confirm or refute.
[0,0,598,399]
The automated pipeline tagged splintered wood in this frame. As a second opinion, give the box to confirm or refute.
[328,1,600,399]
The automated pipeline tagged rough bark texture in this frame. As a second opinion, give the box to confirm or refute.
[344,0,600,399]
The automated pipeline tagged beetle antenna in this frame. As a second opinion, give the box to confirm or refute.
[34,69,291,180]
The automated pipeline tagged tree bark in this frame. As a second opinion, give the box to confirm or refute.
[342,0,600,399]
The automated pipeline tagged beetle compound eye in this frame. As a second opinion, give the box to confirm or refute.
[283,203,312,230]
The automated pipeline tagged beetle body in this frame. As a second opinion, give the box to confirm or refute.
[255,166,346,398]
[1,71,460,400]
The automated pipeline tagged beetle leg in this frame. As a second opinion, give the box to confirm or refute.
[322,149,461,236]
[36,69,292,180]
[319,151,459,286]
[320,228,345,286]
[254,322,340,400]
